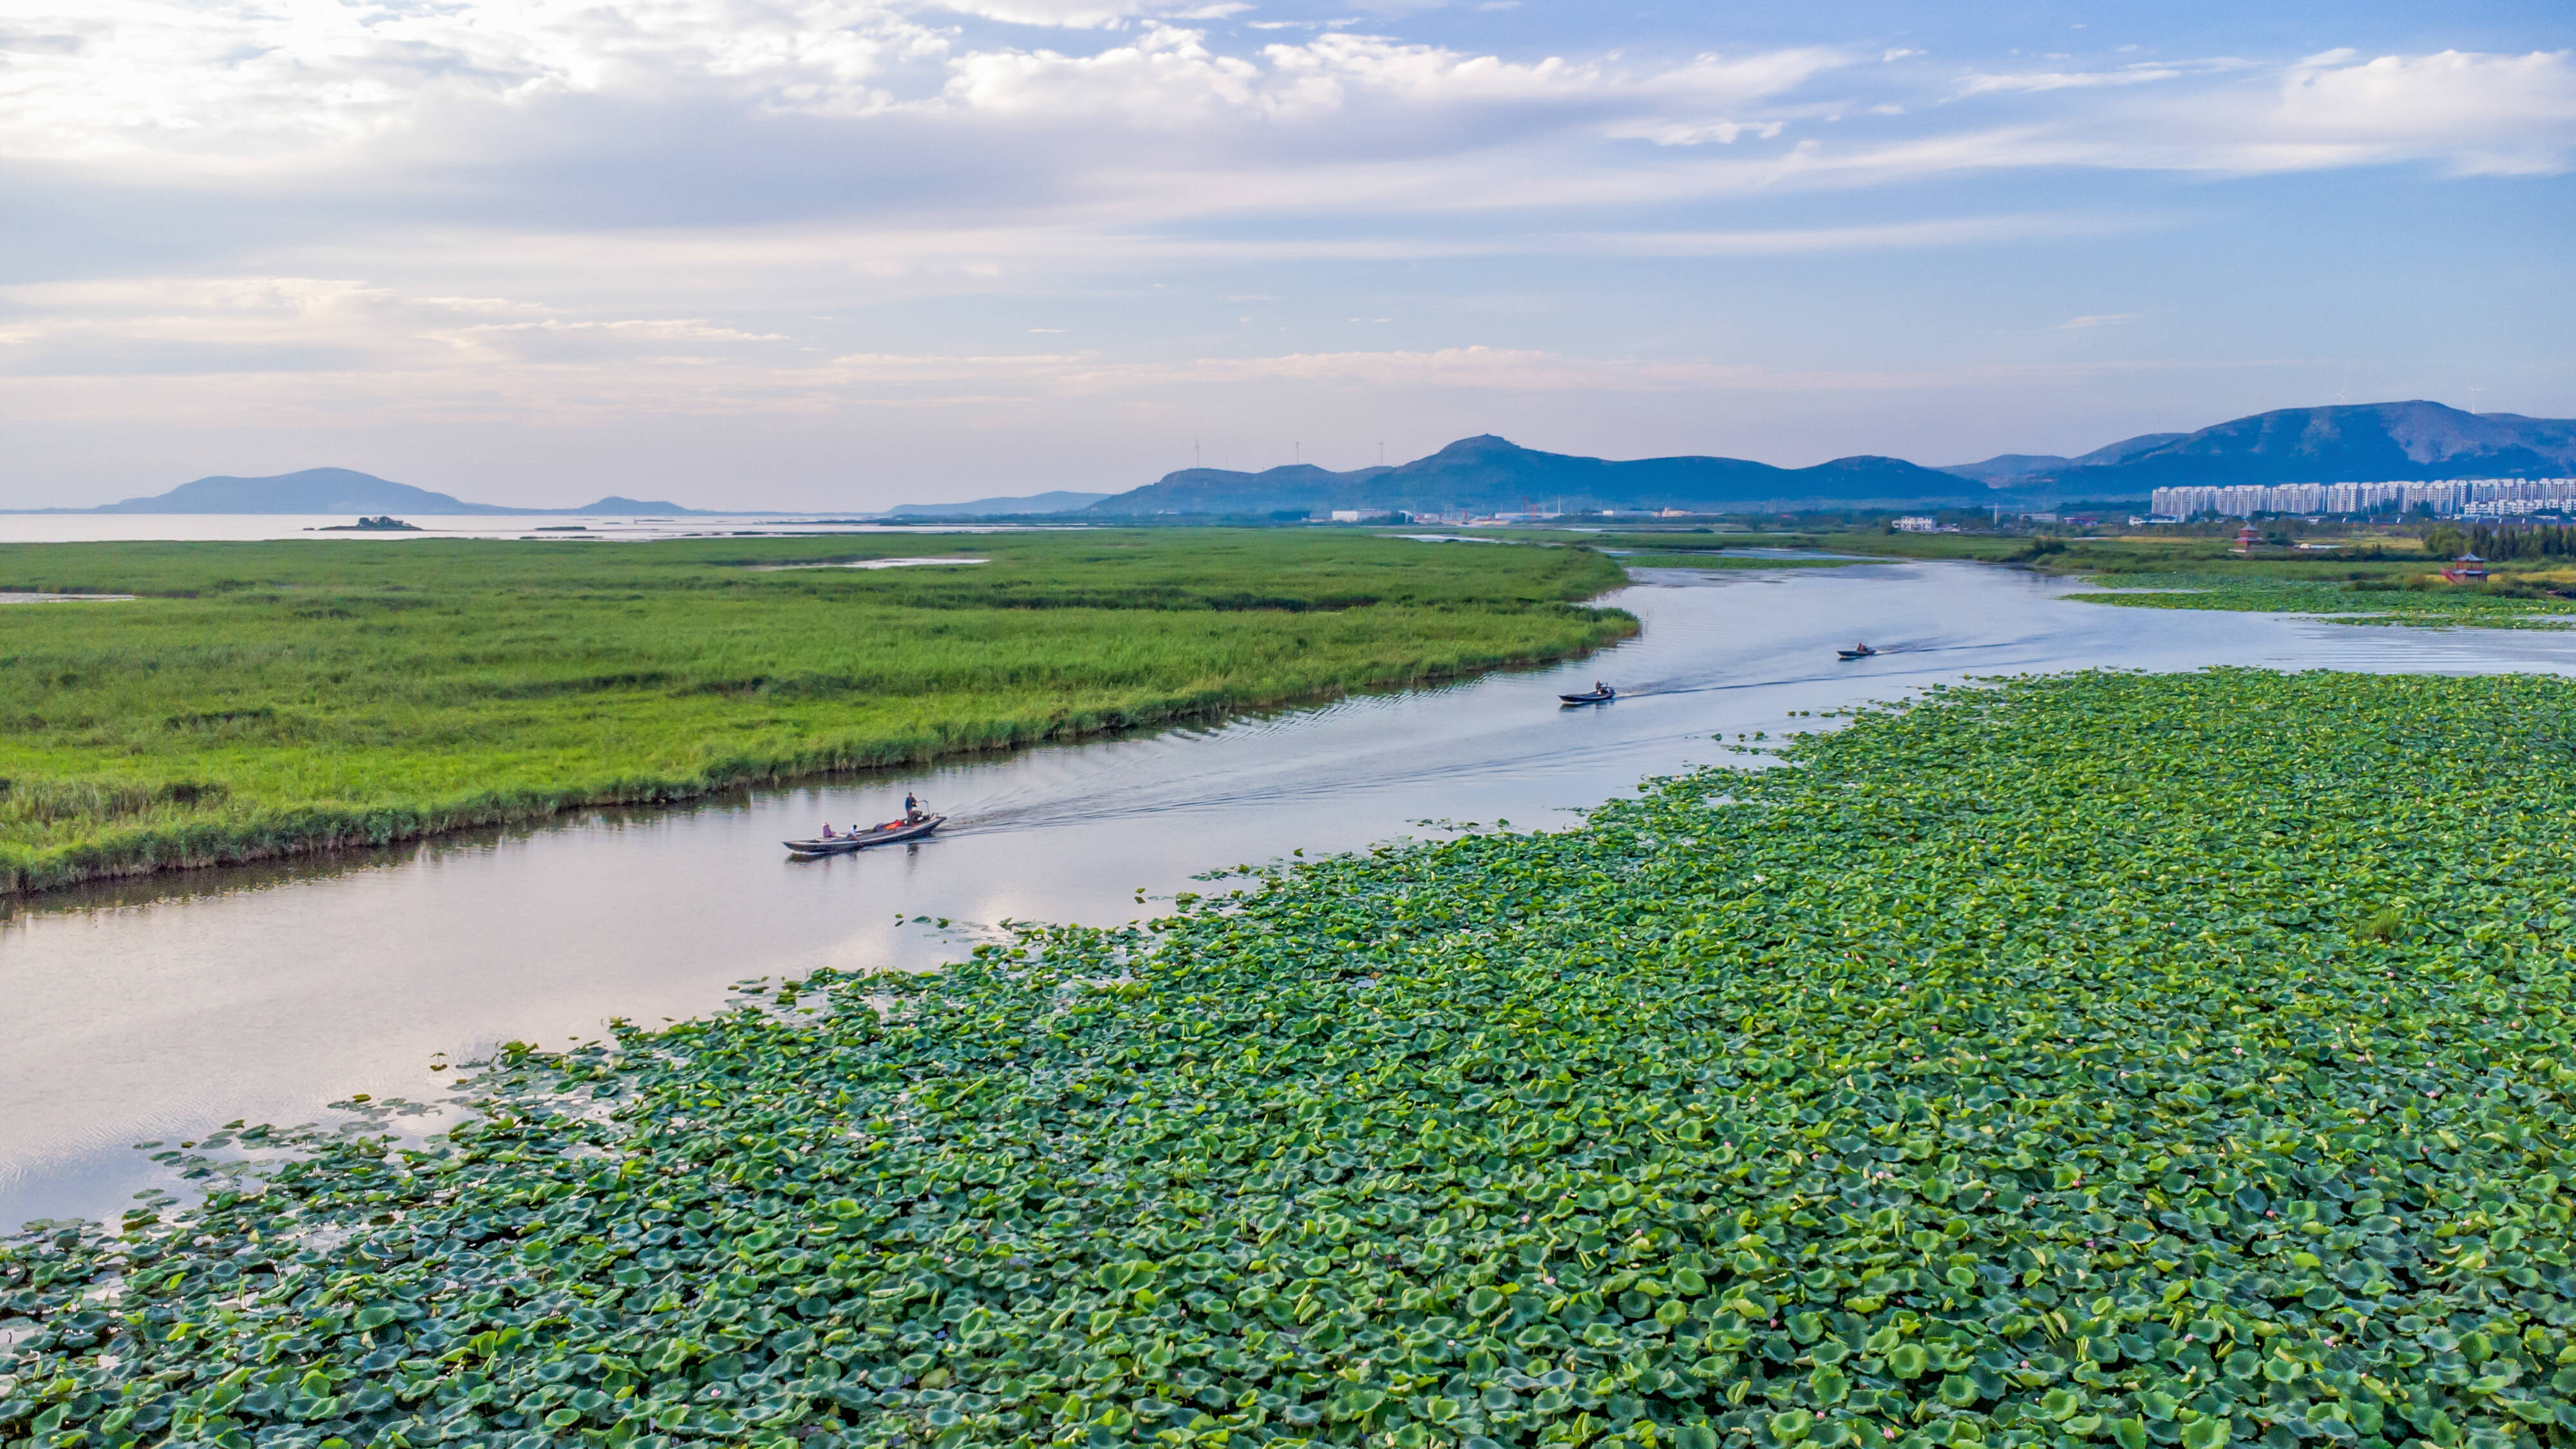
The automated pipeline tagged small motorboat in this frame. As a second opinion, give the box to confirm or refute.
[1837,643,1878,661]
[1559,685,1617,706]
[784,815,945,855]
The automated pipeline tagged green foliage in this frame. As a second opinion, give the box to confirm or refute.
[2422,526,2576,564]
[1580,533,2031,566]
[0,531,1629,894]
[2067,573,2576,629]
[12,668,2576,1449]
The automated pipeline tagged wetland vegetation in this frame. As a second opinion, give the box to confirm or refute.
[1563,527,2576,630]
[0,531,1629,896]
[9,667,2576,1449]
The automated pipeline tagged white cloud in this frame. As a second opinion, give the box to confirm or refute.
[916,0,1162,28]
[1608,118,1787,146]
[897,0,1245,24]
[1653,48,2576,191]
[934,28,1837,129]
[0,3,1852,167]
[1924,49,2576,178]
[14,0,2561,205]
[0,0,939,166]
[1260,32,1598,108]
[2055,313,2143,330]
[942,26,1264,120]
[1959,65,2193,95]
[412,297,564,316]
[2268,48,2576,175]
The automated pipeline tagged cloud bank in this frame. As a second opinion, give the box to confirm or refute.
[1,0,2570,504]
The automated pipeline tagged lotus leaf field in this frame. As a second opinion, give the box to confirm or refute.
[12,668,2576,1449]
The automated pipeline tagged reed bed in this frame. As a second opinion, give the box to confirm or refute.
[0,531,1630,894]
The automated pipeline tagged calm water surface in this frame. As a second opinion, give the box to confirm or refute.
[8,560,2575,1227]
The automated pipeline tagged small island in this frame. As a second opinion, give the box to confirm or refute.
[310,515,422,531]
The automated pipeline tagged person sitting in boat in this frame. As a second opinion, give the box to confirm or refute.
[820,823,836,838]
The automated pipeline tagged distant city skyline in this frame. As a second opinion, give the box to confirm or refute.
[2,0,2571,509]
[2153,479,2576,519]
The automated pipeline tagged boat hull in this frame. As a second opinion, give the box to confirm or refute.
[784,815,945,855]
[1558,690,1615,705]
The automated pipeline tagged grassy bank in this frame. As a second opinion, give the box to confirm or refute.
[10,668,2576,1449]
[1569,528,2576,628]
[2060,574,2576,629]
[0,531,1630,895]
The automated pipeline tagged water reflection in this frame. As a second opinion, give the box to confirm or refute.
[8,560,2575,1226]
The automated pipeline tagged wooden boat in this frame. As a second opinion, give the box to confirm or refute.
[1837,645,1877,661]
[1558,686,1616,705]
[784,815,945,855]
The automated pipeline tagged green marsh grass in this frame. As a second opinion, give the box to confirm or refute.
[0,531,1629,894]
[2063,573,2576,629]
[1572,527,2576,627]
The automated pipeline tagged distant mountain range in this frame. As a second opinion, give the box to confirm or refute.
[44,400,2576,521]
[86,468,706,516]
[1937,433,2186,487]
[1091,435,1987,515]
[1079,401,2576,516]
[1941,401,2576,493]
[888,490,1108,516]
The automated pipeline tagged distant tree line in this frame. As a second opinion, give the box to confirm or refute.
[2422,523,2576,561]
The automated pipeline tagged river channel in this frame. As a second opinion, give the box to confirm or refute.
[9,558,2576,1229]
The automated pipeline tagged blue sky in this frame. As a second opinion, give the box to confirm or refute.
[1,0,2571,507]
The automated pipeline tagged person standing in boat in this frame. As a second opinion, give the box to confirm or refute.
[904,791,920,822]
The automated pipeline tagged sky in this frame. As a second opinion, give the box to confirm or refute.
[2,0,2573,509]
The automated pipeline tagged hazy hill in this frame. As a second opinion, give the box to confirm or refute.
[1998,402,2576,492]
[578,495,699,515]
[1091,464,1393,515]
[889,490,1109,516]
[97,469,703,515]
[1941,432,2184,487]
[1091,435,1985,515]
